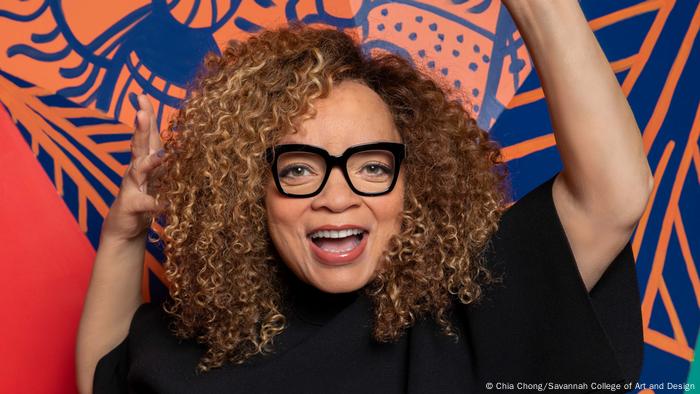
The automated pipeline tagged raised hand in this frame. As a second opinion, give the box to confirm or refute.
[76,95,170,394]
[101,94,166,242]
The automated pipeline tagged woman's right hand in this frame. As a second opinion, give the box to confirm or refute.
[77,95,166,394]
[101,94,166,242]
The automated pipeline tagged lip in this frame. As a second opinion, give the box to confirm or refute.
[308,230,368,266]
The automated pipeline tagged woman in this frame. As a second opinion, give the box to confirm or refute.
[76,1,653,393]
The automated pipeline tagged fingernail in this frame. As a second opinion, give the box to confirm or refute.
[131,92,141,110]
[157,148,165,157]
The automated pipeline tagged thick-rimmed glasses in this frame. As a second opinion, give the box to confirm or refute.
[265,142,406,198]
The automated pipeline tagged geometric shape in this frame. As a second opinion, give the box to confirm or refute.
[0,105,95,393]
[649,290,675,338]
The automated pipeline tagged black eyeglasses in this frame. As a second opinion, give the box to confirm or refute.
[265,142,406,198]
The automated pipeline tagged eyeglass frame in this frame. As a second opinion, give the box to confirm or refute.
[265,141,407,198]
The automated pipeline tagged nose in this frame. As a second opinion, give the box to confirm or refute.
[310,166,361,212]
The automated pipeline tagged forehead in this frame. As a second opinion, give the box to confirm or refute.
[279,80,402,155]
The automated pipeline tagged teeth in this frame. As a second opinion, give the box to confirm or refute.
[310,228,364,239]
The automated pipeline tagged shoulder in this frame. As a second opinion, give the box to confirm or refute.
[478,172,560,274]
[130,301,167,333]
[460,172,643,387]
[126,300,179,349]
[495,172,558,239]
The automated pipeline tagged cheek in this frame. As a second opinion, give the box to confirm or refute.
[391,179,406,232]
[391,176,406,216]
[265,185,306,246]
[265,186,288,241]
[376,179,405,230]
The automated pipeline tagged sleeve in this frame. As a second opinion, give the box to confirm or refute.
[93,336,129,394]
[463,171,644,393]
[92,302,154,394]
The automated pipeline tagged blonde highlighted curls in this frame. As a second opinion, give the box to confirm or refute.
[149,21,510,373]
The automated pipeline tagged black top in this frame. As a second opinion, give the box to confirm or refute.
[93,172,643,393]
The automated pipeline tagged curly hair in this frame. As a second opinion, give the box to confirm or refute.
[150,21,511,374]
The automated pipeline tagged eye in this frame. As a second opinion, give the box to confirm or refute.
[279,164,316,178]
[362,163,393,176]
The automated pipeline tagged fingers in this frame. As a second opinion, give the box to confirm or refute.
[131,193,165,214]
[123,95,167,212]
[139,150,166,179]
[149,122,163,154]
[131,109,150,159]
[136,94,163,154]
[127,150,165,192]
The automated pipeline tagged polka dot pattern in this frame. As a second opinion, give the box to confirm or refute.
[368,3,500,117]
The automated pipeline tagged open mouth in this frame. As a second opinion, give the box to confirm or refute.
[309,231,366,254]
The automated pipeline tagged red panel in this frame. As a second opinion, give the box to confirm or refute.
[0,106,95,393]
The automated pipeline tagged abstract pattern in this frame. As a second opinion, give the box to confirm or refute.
[0,0,696,392]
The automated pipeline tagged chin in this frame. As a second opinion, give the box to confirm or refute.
[306,266,374,294]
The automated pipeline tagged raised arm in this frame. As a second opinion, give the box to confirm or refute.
[75,95,165,394]
[503,0,654,292]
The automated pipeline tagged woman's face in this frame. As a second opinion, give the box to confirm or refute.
[265,80,405,293]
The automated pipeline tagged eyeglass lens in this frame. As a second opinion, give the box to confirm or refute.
[276,150,397,195]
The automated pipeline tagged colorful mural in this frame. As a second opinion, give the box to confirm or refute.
[0,0,696,392]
